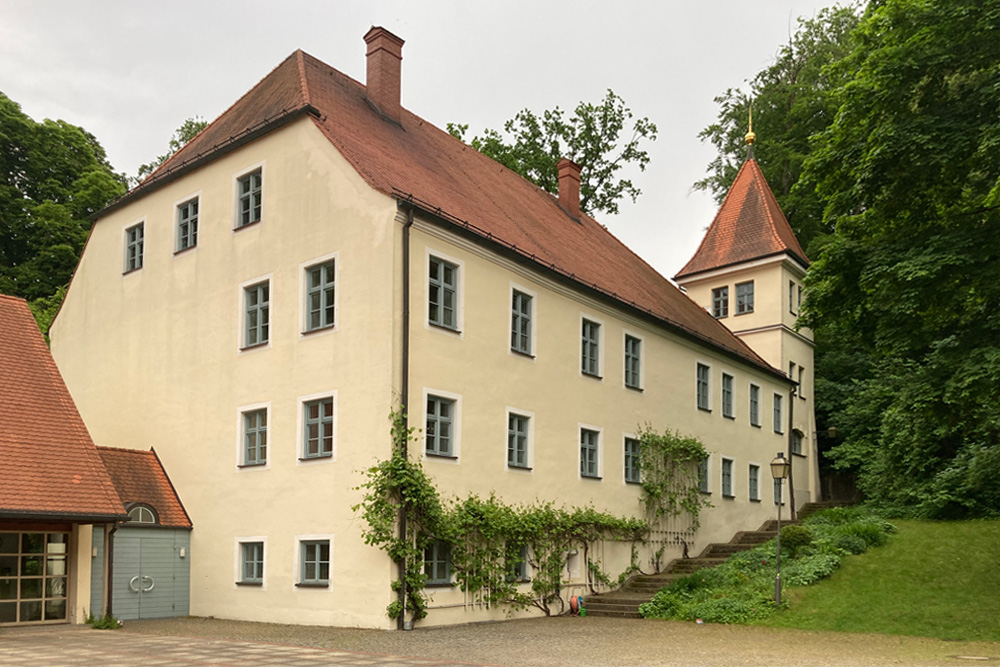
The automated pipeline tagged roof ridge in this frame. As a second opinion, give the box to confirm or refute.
[295,49,312,107]
[97,445,154,455]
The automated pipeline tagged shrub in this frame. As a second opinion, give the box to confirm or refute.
[780,524,814,558]
[832,532,867,555]
[783,553,841,586]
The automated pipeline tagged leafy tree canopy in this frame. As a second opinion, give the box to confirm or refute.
[448,90,657,216]
[135,116,207,183]
[0,92,125,311]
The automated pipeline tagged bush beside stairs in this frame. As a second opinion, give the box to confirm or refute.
[583,501,839,618]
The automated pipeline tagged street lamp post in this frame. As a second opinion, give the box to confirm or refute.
[770,452,791,606]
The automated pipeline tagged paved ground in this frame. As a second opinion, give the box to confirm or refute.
[1,617,998,666]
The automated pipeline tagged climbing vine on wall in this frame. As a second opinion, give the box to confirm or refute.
[353,409,649,623]
[636,426,712,529]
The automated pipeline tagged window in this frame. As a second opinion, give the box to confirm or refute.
[424,540,451,585]
[696,363,710,411]
[508,545,529,582]
[244,282,270,348]
[798,284,803,311]
[580,428,600,479]
[698,456,710,493]
[124,222,143,272]
[624,437,641,484]
[176,198,198,251]
[722,458,734,497]
[237,169,262,227]
[241,542,264,584]
[299,540,330,586]
[736,281,754,314]
[798,366,806,399]
[126,505,157,524]
[789,280,797,315]
[722,373,734,418]
[507,413,530,469]
[305,260,335,332]
[581,319,601,377]
[425,396,455,457]
[0,532,69,623]
[243,409,267,466]
[789,361,796,382]
[749,464,760,501]
[750,384,761,427]
[792,430,804,456]
[303,398,334,459]
[773,393,784,434]
[511,290,532,355]
[712,286,729,318]
[428,256,458,329]
[624,335,641,389]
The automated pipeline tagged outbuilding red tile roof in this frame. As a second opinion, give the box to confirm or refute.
[0,295,125,521]
[97,447,192,528]
[111,48,783,377]
[674,158,809,279]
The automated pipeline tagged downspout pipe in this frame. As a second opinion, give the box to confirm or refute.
[105,521,119,618]
[787,386,797,521]
[397,202,414,630]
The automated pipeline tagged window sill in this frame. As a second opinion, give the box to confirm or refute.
[173,245,197,256]
[295,582,329,589]
[507,465,532,472]
[714,314,728,320]
[510,348,535,359]
[234,220,262,232]
[723,414,735,420]
[426,452,458,460]
[792,452,807,458]
[298,454,333,462]
[425,582,455,589]
[625,385,643,393]
[301,325,336,337]
[774,431,785,436]
[581,475,603,481]
[506,578,532,584]
[749,498,762,503]
[625,480,642,486]
[122,267,143,276]
[582,372,603,380]
[237,463,267,469]
[698,407,712,413]
[722,494,735,500]
[751,424,762,429]
[236,581,263,587]
[240,342,269,352]
[735,310,754,316]
[700,490,712,495]
[429,322,462,335]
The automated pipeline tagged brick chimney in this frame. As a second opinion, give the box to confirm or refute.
[364,27,405,123]
[557,158,582,219]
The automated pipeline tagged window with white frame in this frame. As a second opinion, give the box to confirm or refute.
[428,256,458,329]
[303,397,334,459]
[126,504,158,524]
[581,319,601,377]
[712,286,729,318]
[696,363,710,411]
[750,384,761,427]
[722,458,734,497]
[305,260,335,332]
[424,540,451,585]
[237,169,262,227]
[624,335,641,389]
[507,412,530,469]
[792,429,804,456]
[722,373,734,418]
[749,464,760,501]
[773,393,784,434]
[508,545,529,582]
[124,222,144,272]
[511,290,532,355]
[176,198,198,251]
[698,456,710,493]
[299,540,330,586]
[244,282,269,348]
[425,396,455,457]
[240,541,264,584]
[736,281,754,314]
[624,437,641,484]
[580,428,600,479]
[242,408,267,466]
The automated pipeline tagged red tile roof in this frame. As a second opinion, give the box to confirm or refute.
[109,49,784,378]
[0,295,125,521]
[97,447,192,528]
[675,159,809,279]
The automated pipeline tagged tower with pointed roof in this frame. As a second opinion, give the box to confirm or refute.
[675,132,819,510]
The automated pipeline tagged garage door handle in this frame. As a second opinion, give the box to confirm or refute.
[142,575,155,592]
[129,576,140,592]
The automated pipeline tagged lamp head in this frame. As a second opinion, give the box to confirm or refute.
[770,452,791,480]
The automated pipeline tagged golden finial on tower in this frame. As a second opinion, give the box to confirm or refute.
[745,103,756,146]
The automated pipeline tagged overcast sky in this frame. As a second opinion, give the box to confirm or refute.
[1,0,835,278]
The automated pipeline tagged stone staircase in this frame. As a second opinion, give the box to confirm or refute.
[583,502,834,618]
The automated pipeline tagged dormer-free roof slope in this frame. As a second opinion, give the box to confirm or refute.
[0,295,124,520]
[97,447,192,528]
[110,48,783,378]
[675,159,809,280]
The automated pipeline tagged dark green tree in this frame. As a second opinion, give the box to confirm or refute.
[135,116,207,183]
[448,90,657,216]
[695,5,861,253]
[800,0,1000,517]
[0,92,126,321]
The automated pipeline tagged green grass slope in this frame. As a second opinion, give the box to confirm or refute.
[762,519,1000,642]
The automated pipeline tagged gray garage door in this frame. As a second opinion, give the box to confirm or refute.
[112,527,189,620]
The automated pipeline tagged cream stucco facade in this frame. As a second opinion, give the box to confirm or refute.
[51,108,810,628]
